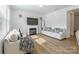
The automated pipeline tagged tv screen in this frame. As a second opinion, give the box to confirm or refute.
[27,17,38,25]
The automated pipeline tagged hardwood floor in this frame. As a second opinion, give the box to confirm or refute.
[31,34,79,54]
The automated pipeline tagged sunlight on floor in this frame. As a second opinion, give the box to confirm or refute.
[31,35,39,39]
[31,35,46,45]
[35,38,46,45]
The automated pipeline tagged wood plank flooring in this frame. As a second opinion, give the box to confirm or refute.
[31,34,79,54]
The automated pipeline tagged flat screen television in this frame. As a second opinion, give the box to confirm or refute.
[27,17,38,25]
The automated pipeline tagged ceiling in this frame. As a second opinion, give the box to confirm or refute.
[10,5,71,15]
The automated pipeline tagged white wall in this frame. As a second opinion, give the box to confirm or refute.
[44,5,79,38]
[44,9,66,28]
[10,9,43,34]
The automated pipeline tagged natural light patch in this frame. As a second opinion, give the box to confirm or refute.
[31,35,39,39]
[35,38,46,45]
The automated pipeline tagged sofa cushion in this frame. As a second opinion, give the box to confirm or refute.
[5,29,20,42]
[9,34,18,42]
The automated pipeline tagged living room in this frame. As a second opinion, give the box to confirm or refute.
[0,5,79,54]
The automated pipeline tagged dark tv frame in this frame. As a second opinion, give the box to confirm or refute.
[27,17,38,25]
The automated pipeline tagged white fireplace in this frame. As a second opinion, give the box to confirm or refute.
[27,25,38,35]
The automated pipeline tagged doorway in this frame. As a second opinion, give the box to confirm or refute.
[67,9,79,37]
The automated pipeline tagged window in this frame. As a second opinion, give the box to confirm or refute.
[0,17,7,35]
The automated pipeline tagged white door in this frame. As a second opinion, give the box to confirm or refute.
[70,11,75,36]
